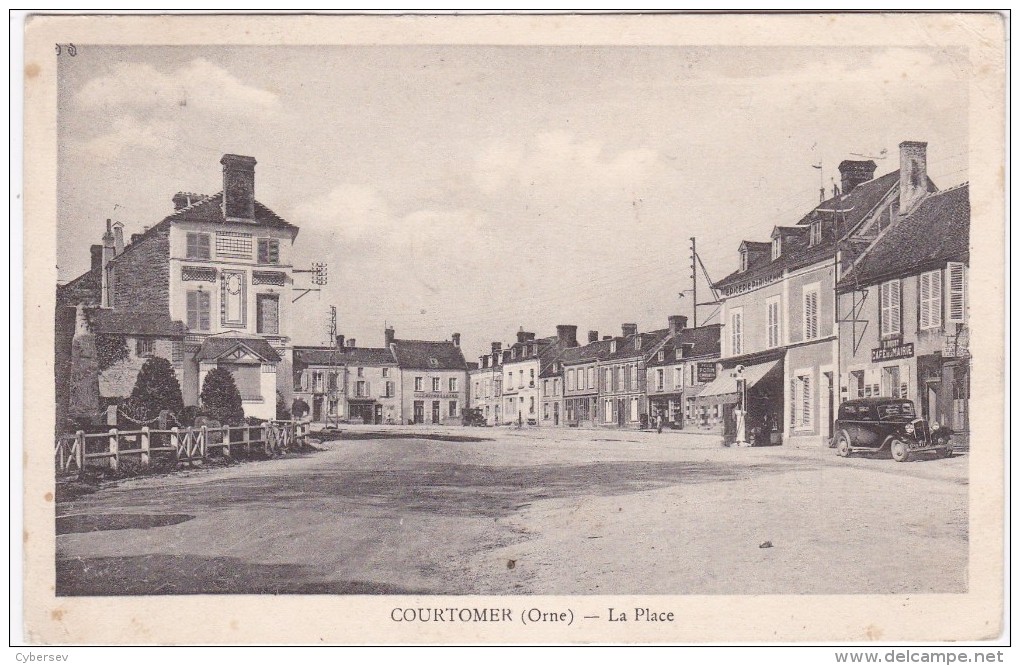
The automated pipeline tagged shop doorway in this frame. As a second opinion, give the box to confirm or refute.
[413,400,424,424]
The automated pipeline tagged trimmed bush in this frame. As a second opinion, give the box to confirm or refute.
[200,367,245,426]
[123,357,184,425]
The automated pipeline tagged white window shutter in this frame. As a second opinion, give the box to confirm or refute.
[931,269,942,328]
[919,272,931,329]
[947,262,966,323]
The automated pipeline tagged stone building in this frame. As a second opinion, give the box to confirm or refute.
[499,326,577,426]
[837,182,969,444]
[391,330,469,425]
[56,154,300,421]
[560,330,613,428]
[705,141,937,446]
[644,316,722,430]
[470,342,503,425]
[596,324,669,429]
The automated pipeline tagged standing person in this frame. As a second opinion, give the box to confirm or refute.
[656,412,664,434]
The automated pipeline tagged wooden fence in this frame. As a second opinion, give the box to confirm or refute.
[55,421,310,478]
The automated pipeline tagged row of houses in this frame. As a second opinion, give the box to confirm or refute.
[56,142,969,446]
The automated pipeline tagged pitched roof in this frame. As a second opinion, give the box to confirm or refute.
[715,169,919,291]
[837,183,969,292]
[646,324,722,367]
[293,346,397,366]
[194,336,281,363]
[163,192,298,231]
[391,339,467,370]
[90,309,187,338]
[57,266,102,306]
[603,329,670,362]
[559,338,615,366]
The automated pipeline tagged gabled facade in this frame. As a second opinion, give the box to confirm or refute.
[292,334,400,425]
[645,317,722,430]
[596,324,670,428]
[57,154,300,421]
[391,330,469,425]
[499,326,577,426]
[470,342,504,425]
[708,141,937,446]
[561,331,613,428]
[837,182,970,442]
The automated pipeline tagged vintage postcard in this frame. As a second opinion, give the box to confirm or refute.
[21,13,1006,645]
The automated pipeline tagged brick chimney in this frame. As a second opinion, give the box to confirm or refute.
[347,338,356,348]
[384,326,395,346]
[556,324,578,347]
[100,219,115,307]
[221,154,257,220]
[838,160,877,194]
[90,244,103,273]
[668,315,688,338]
[622,323,638,337]
[335,334,345,348]
[588,330,599,344]
[898,141,929,215]
[491,342,502,353]
[451,333,461,347]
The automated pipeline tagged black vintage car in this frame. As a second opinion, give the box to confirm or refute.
[461,407,487,427]
[832,398,953,462]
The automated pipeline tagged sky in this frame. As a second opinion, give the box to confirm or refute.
[57,45,969,362]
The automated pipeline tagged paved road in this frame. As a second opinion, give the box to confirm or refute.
[56,426,968,596]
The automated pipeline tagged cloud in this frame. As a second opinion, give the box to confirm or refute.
[77,58,279,115]
[74,114,177,164]
[474,131,664,196]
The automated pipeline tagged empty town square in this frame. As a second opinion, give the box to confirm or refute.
[56,426,967,597]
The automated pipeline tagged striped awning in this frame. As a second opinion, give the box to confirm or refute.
[697,359,782,400]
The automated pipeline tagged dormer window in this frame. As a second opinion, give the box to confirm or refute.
[511,348,517,360]
[809,220,822,246]
[675,348,682,361]
[772,236,782,260]
[610,340,617,353]
[739,249,749,272]
[657,350,665,362]
[635,337,642,351]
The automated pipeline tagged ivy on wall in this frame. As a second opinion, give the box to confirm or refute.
[96,334,130,371]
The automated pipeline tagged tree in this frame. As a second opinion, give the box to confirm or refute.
[200,367,245,425]
[276,390,291,420]
[124,356,184,424]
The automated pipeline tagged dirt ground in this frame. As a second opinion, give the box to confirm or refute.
[55,425,968,596]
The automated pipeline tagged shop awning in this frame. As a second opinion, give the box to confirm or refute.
[697,359,782,401]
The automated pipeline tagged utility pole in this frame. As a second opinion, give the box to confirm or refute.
[690,237,698,328]
[327,305,340,429]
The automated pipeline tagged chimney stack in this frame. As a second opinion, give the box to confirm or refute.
[838,160,877,194]
[556,324,579,347]
[898,141,928,215]
[451,333,461,347]
[112,221,125,256]
[100,219,115,307]
[384,326,395,346]
[491,342,502,353]
[347,338,356,348]
[668,315,688,338]
[90,244,103,273]
[335,334,345,349]
[622,323,638,337]
[588,330,599,344]
[603,335,613,341]
[220,154,257,220]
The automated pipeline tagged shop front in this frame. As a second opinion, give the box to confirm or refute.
[697,353,784,446]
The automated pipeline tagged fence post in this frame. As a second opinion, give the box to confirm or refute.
[140,426,150,467]
[170,426,180,460]
[108,428,119,471]
[224,425,232,458]
[200,426,208,459]
[75,430,85,478]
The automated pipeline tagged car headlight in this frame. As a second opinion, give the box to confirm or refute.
[904,423,915,434]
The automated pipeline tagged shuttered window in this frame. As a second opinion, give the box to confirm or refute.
[767,296,781,348]
[947,262,966,323]
[803,288,819,341]
[919,269,943,330]
[257,238,280,264]
[730,309,743,355]
[880,280,902,336]
[186,290,211,331]
[792,373,812,429]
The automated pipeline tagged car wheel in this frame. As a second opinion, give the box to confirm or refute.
[889,438,910,463]
[835,433,852,458]
[940,446,954,458]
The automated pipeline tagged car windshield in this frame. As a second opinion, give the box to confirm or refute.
[877,401,916,420]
